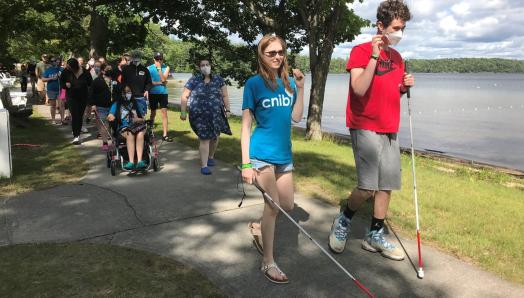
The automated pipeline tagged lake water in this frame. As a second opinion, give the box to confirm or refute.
[168,73,524,171]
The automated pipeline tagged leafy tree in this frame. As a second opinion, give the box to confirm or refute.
[154,0,368,140]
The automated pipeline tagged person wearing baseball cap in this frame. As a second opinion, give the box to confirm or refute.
[147,51,173,142]
[121,50,151,120]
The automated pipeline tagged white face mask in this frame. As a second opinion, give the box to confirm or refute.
[125,93,132,100]
[200,65,211,76]
[386,30,403,46]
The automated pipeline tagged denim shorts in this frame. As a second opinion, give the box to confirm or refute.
[251,158,294,173]
[47,90,59,99]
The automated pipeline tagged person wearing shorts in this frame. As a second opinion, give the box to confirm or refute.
[42,57,63,124]
[241,34,305,284]
[328,0,415,261]
[147,52,173,142]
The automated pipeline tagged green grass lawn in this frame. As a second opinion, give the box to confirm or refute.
[162,108,524,285]
[0,113,88,197]
[0,243,225,297]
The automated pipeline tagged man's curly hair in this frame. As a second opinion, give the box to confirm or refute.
[377,0,412,27]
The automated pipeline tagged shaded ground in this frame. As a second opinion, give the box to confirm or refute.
[0,105,523,297]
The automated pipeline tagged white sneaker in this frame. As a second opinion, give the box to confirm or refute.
[362,228,405,261]
[81,127,88,133]
[72,136,81,145]
[328,212,351,254]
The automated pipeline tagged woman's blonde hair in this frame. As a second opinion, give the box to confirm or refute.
[257,34,293,94]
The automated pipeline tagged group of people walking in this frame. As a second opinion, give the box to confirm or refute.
[27,0,415,287]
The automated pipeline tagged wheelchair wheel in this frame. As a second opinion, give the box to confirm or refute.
[153,157,159,172]
[110,160,117,176]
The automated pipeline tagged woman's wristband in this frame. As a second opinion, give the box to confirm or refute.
[241,163,252,169]
[180,111,187,117]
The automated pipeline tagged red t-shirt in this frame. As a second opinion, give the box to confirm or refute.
[346,42,404,133]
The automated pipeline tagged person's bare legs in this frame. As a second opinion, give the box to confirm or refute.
[161,108,169,137]
[256,167,294,282]
[150,108,157,125]
[49,99,57,123]
[125,132,136,163]
[209,137,219,160]
[58,100,65,122]
[347,187,375,211]
[136,131,145,162]
[199,139,210,167]
[373,190,391,219]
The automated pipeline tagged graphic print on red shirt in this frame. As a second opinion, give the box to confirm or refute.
[345,41,405,133]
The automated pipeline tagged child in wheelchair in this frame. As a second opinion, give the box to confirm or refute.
[107,85,149,170]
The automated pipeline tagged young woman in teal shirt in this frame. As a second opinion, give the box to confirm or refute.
[241,34,305,284]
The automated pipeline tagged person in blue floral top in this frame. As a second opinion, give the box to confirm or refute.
[180,59,232,175]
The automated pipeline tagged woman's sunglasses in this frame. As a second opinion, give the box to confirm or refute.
[264,50,285,58]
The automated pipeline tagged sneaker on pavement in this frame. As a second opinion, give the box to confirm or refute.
[72,136,81,145]
[328,212,351,254]
[81,127,88,133]
[361,228,405,261]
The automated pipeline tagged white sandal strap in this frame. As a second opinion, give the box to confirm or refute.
[261,262,286,276]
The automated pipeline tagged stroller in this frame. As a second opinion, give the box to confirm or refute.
[96,102,160,176]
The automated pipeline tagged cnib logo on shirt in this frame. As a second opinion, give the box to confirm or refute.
[262,94,292,108]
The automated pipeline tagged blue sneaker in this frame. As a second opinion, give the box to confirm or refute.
[362,228,405,261]
[328,212,351,253]
[136,160,147,170]
[123,162,135,170]
[200,167,212,175]
[207,158,215,167]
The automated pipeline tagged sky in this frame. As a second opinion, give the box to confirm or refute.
[320,0,524,60]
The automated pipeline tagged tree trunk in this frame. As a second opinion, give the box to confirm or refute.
[89,8,109,58]
[305,49,332,141]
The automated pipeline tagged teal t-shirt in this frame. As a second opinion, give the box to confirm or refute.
[43,67,63,92]
[242,74,297,164]
[147,64,168,94]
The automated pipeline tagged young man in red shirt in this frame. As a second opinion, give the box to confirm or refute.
[328,0,414,261]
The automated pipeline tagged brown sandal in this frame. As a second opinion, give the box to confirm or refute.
[248,222,263,255]
[261,262,289,284]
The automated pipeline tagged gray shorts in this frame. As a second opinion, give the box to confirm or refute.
[350,129,401,191]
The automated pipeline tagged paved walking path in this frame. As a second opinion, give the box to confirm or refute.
[1,105,523,297]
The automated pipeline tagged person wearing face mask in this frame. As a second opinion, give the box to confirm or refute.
[107,85,148,170]
[60,58,93,145]
[328,0,415,261]
[147,52,173,142]
[42,56,64,125]
[89,60,102,80]
[121,50,152,119]
[180,58,232,175]
[89,63,113,151]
